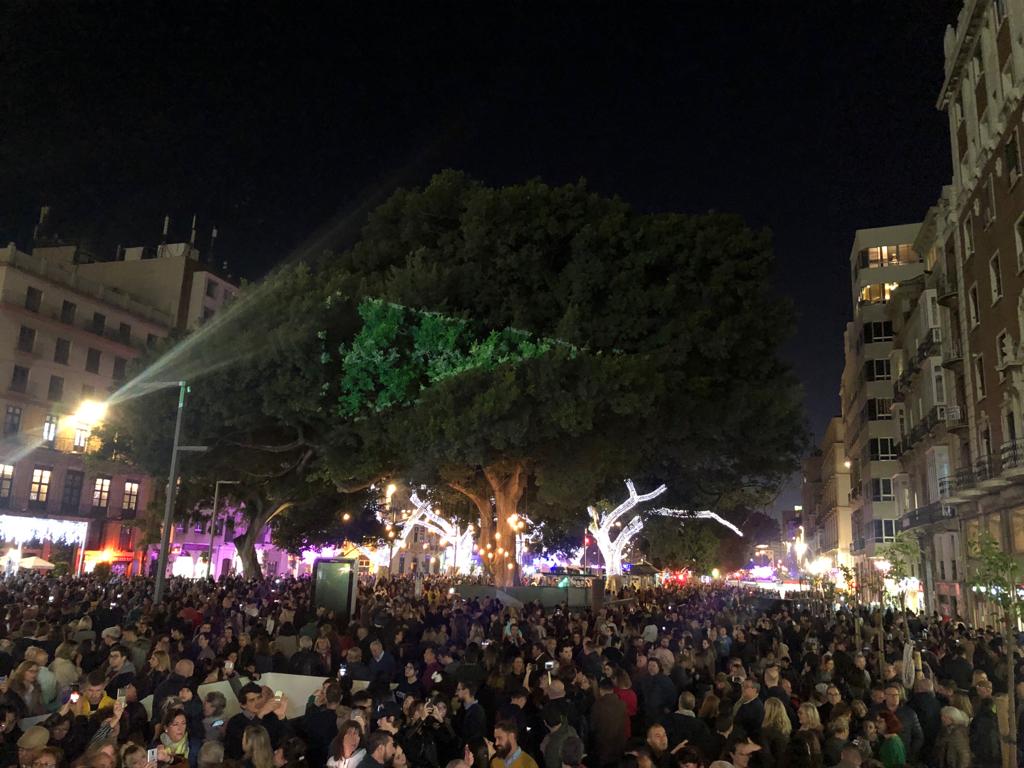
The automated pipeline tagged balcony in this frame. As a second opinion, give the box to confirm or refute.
[1001,439,1024,477]
[945,404,968,432]
[852,537,866,553]
[942,338,964,369]
[975,454,1011,490]
[936,273,959,306]
[899,501,956,531]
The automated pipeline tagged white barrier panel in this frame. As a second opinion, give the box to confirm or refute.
[256,673,339,720]
[17,714,49,732]
[196,680,245,719]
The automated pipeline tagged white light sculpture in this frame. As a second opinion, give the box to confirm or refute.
[587,481,745,583]
[408,493,474,573]
[587,480,668,579]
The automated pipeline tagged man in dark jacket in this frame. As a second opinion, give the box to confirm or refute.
[660,692,712,756]
[454,680,487,746]
[909,678,942,765]
[883,683,924,765]
[732,679,764,740]
[941,646,974,692]
[637,658,677,729]
[970,680,1002,768]
[302,681,342,768]
[151,659,195,723]
[368,640,397,684]
[288,636,328,677]
[589,679,627,768]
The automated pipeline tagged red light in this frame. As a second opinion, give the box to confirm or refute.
[584,536,590,545]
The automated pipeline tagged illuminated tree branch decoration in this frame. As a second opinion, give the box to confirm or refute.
[588,480,667,578]
[587,481,744,580]
[408,492,475,573]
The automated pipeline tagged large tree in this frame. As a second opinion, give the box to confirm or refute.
[320,171,806,585]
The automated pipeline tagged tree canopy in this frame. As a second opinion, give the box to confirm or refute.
[101,170,806,582]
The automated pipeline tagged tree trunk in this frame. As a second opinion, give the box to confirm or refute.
[233,504,273,579]
[450,462,527,588]
[1005,608,1018,768]
[483,462,526,588]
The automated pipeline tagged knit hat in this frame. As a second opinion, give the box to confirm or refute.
[18,726,50,750]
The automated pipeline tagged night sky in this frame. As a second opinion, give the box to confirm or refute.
[0,1,961,513]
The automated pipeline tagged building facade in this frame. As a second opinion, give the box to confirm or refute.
[932,0,1024,624]
[813,417,853,569]
[0,238,238,574]
[841,224,925,602]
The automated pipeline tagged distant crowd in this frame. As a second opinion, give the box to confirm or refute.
[0,570,1017,768]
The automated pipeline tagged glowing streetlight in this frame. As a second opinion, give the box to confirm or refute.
[385,483,397,505]
[342,513,351,521]
[74,399,108,428]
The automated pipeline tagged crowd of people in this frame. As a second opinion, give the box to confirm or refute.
[0,570,1018,768]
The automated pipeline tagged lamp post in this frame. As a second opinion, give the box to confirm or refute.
[384,483,397,578]
[206,480,240,579]
[153,381,207,604]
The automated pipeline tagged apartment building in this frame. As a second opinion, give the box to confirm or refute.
[811,417,853,569]
[0,238,238,574]
[933,0,1024,623]
[0,243,171,572]
[841,224,924,601]
[885,197,967,617]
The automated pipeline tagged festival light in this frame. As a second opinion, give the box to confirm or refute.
[0,515,88,545]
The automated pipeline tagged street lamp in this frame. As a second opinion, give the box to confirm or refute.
[153,381,207,604]
[206,480,240,578]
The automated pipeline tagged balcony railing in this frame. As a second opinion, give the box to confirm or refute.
[936,272,959,305]
[1002,439,1024,470]
[900,501,956,531]
[946,404,968,430]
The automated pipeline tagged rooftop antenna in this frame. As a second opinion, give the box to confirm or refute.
[208,226,218,266]
[162,215,170,244]
[189,214,197,247]
[32,205,49,243]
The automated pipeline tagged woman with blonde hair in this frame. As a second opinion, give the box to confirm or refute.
[243,724,275,768]
[797,701,825,751]
[760,697,792,768]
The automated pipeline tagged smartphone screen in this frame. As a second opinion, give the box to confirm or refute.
[147,748,159,764]
[117,688,127,705]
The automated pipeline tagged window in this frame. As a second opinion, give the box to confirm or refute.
[973,42,986,87]
[3,406,21,435]
[91,312,105,335]
[24,287,41,313]
[112,357,127,381]
[940,560,946,580]
[867,398,893,421]
[42,415,57,444]
[1007,130,1021,186]
[990,252,1003,301]
[865,359,892,382]
[92,476,111,511]
[871,479,895,502]
[975,354,987,399]
[934,369,946,403]
[206,280,218,298]
[54,338,70,365]
[146,334,158,349]
[870,438,898,461]
[122,481,140,516]
[10,365,28,393]
[202,306,215,322]
[858,283,896,305]
[60,300,76,324]
[872,518,897,540]
[0,464,12,506]
[85,348,101,374]
[969,284,981,326]
[998,331,1012,378]
[61,470,83,514]
[117,323,131,345]
[118,525,133,551]
[1016,215,1024,273]
[986,176,997,227]
[29,466,51,508]
[73,428,89,451]
[863,321,894,343]
[964,217,976,257]
[16,326,35,353]
[47,375,63,402]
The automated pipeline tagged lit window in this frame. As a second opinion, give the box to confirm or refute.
[122,481,140,515]
[93,477,111,510]
[29,467,51,506]
[73,428,89,451]
[42,415,57,444]
[4,406,21,435]
[0,464,14,502]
